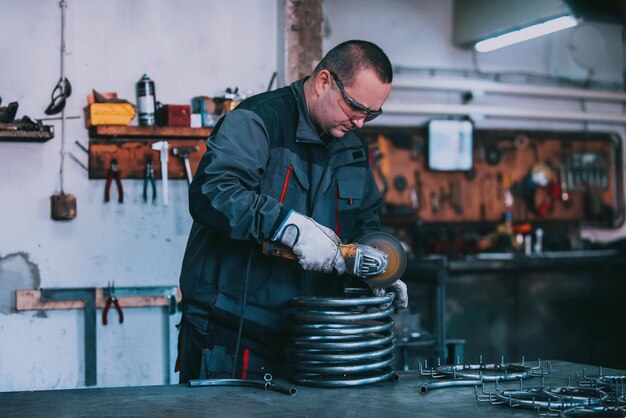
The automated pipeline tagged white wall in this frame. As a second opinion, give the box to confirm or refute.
[0,0,624,391]
[0,0,277,391]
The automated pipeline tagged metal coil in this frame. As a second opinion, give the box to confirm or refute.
[288,294,398,387]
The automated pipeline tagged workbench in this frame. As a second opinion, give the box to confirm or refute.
[1,361,621,417]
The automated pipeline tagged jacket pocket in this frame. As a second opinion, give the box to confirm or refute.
[262,152,309,207]
[272,164,309,218]
[287,158,309,191]
[337,169,365,211]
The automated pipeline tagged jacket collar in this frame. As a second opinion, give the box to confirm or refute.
[291,78,322,145]
[290,78,364,149]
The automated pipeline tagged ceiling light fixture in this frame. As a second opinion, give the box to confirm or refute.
[475,15,578,53]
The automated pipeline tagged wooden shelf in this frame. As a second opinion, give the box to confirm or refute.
[89,125,212,139]
[0,136,53,143]
[0,122,55,143]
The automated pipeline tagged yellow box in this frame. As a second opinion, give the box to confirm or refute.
[84,103,136,127]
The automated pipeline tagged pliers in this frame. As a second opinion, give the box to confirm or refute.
[105,158,124,203]
[143,156,157,203]
[103,282,124,325]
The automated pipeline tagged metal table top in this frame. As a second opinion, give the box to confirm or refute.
[0,361,622,417]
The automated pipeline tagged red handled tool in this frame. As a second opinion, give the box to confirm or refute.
[103,282,124,325]
[105,159,123,203]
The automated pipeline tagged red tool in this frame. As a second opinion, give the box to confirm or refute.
[103,282,124,325]
[536,180,561,217]
[105,159,123,203]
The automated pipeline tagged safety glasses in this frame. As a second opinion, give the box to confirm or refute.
[329,71,382,122]
[45,77,72,115]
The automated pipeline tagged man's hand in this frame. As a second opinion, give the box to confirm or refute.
[273,210,346,274]
[372,279,408,309]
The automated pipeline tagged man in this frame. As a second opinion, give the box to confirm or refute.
[177,40,408,383]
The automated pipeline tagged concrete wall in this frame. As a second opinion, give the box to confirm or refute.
[0,0,624,391]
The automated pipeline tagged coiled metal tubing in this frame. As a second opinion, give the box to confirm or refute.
[288,294,399,387]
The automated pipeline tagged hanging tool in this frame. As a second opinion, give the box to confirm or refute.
[521,163,561,217]
[45,77,72,116]
[172,146,199,184]
[49,0,77,221]
[102,282,124,325]
[104,158,123,203]
[430,190,440,215]
[151,141,169,205]
[559,162,571,207]
[450,181,463,215]
[143,156,157,203]
[479,174,494,221]
[412,170,422,211]
[262,231,406,288]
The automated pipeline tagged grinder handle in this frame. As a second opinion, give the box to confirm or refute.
[261,241,298,260]
[261,241,352,260]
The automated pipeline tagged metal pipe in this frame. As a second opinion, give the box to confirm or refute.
[294,345,394,362]
[420,379,484,394]
[294,358,394,375]
[268,382,297,396]
[291,306,394,323]
[294,368,397,388]
[291,294,394,307]
[293,333,394,350]
[392,77,626,102]
[292,317,394,336]
[383,103,626,124]
[188,378,271,391]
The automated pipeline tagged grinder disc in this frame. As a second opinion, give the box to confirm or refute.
[358,231,407,288]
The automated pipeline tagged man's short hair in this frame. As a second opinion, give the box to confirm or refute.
[312,40,393,86]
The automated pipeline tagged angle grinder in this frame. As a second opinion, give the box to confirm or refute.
[262,231,406,288]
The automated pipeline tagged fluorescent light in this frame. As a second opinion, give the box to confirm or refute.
[475,15,578,53]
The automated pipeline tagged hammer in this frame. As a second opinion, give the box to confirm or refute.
[172,146,199,184]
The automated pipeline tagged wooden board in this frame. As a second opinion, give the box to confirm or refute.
[88,139,206,179]
[16,289,182,311]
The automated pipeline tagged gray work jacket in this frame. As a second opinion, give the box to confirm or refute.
[179,78,382,358]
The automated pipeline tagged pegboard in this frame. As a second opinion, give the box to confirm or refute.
[361,127,624,228]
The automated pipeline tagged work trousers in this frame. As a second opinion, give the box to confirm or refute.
[177,316,284,384]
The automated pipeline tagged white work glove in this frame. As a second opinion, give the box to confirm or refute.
[272,210,346,274]
[372,279,408,310]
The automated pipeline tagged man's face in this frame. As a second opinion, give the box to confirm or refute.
[315,69,391,138]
